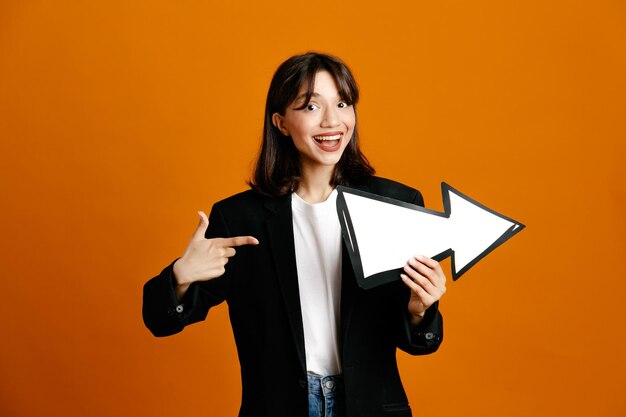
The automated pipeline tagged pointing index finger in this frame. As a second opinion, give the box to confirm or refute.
[222,236,260,247]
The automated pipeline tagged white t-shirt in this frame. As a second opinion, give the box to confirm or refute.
[291,189,342,376]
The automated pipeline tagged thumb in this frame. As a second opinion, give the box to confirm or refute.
[192,210,209,240]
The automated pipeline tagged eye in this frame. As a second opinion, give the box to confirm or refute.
[337,101,349,108]
[305,103,319,111]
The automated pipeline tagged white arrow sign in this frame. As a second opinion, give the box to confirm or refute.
[336,183,525,289]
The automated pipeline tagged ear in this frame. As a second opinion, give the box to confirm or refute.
[272,113,289,136]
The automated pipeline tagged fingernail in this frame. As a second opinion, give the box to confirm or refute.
[415,255,425,260]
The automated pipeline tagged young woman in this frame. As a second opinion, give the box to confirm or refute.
[143,52,447,417]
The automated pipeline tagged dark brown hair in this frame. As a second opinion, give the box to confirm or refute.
[249,52,375,196]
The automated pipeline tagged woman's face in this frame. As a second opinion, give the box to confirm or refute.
[272,71,356,172]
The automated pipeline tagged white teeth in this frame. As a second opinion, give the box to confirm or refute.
[313,134,342,141]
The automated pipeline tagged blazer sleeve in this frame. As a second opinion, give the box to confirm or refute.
[142,204,234,337]
[394,188,444,355]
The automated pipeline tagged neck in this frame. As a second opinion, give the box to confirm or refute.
[296,164,335,204]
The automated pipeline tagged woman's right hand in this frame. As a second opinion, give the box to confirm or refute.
[172,211,259,299]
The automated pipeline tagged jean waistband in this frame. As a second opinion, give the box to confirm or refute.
[307,373,343,396]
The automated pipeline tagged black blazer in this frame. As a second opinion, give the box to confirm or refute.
[143,176,443,417]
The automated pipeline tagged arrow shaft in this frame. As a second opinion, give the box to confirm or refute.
[342,193,453,278]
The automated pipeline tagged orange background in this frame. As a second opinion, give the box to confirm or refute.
[1,1,625,416]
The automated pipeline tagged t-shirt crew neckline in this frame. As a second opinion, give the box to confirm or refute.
[291,189,338,215]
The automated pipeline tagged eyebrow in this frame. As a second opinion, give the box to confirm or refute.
[294,92,321,102]
[294,92,347,104]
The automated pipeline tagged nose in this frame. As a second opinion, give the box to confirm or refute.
[321,106,340,128]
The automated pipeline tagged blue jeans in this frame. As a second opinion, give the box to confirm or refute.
[307,373,345,417]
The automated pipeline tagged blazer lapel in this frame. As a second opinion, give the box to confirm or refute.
[264,195,307,373]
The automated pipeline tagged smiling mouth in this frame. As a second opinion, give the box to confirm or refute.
[312,133,343,151]
[313,133,342,143]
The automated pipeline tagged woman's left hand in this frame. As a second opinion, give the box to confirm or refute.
[401,255,447,326]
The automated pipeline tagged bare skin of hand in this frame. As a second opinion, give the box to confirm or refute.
[401,255,447,327]
[173,211,259,301]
